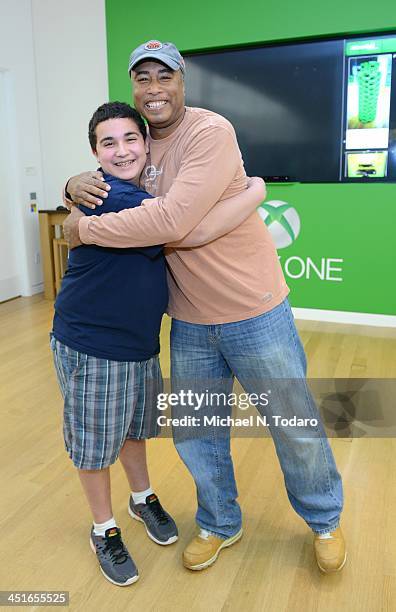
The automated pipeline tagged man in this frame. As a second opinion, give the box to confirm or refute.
[64,40,346,574]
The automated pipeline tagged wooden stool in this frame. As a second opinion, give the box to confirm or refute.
[52,238,69,295]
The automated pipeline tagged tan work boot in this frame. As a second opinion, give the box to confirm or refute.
[183,528,243,571]
[314,527,347,573]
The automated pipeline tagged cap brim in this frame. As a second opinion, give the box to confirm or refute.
[129,52,181,74]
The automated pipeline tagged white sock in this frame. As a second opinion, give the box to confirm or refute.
[132,486,154,505]
[93,516,117,536]
[317,532,332,539]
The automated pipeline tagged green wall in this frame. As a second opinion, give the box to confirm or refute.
[105,0,396,102]
[105,0,396,316]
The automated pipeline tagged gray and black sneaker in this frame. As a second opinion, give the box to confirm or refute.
[90,526,139,586]
[128,493,178,545]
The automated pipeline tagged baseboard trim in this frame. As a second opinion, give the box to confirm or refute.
[0,276,21,302]
[21,282,44,297]
[292,307,396,328]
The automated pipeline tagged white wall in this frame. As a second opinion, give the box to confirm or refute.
[0,0,108,299]
[32,0,108,209]
[0,72,21,301]
[0,0,45,298]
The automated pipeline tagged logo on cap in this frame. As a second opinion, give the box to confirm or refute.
[144,40,163,51]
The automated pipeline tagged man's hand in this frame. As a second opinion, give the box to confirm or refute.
[63,207,84,249]
[67,171,111,208]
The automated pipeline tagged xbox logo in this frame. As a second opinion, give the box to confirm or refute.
[258,200,301,249]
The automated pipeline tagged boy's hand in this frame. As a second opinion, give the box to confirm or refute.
[247,176,266,201]
[67,171,111,208]
[63,207,84,249]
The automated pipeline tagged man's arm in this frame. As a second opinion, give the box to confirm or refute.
[68,125,242,249]
[64,177,266,250]
[170,177,266,248]
[63,171,110,209]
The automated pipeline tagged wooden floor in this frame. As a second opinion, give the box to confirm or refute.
[0,295,395,612]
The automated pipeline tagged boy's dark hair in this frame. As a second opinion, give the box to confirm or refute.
[88,101,146,150]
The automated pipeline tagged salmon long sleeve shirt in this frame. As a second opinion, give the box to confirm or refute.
[78,107,289,324]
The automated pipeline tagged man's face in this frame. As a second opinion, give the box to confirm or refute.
[132,61,185,132]
[93,117,148,182]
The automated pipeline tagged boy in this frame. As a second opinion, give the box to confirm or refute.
[51,101,177,586]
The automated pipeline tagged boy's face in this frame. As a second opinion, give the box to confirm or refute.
[93,117,148,182]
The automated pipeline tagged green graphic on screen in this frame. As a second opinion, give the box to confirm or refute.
[357,60,381,124]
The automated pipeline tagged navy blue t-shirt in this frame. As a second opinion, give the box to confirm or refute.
[53,171,168,361]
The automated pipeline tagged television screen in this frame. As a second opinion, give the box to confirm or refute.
[184,33,396,183]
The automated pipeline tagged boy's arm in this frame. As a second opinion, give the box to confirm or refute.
[65,125,243,249]
[169,177,266,248]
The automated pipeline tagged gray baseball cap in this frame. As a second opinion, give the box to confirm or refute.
[128,40,185,75]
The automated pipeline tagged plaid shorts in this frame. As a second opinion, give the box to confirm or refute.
[50,336,161,470]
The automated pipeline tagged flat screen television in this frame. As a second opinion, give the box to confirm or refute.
[183,33,396,183]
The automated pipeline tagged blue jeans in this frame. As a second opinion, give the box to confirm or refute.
[170,298,343,537]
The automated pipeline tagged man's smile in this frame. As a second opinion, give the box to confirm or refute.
[145,100,168,110]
